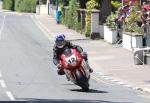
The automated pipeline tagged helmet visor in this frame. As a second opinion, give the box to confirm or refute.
[56,40,65,48]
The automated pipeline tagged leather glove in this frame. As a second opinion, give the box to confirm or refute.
[57,64,62,69]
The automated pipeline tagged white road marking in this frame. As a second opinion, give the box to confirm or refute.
[117,81,125,85]
[31,15,54,41]
[91,75,110,85]
[111,79,119,82]
[143,88,150,93]
[6,91,15,101]
[34,15,55,37]
[96,72,147,92]
[0,80,7,88]
[0,14,6,40]
[38,20,55,38]
[101,75,109,78]
[124,84,132,88]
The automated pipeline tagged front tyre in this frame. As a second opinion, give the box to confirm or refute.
[75,70,89,92]
[81,81,89,92]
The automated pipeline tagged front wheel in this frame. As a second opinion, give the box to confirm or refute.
[81,81,89,92]
[75,70,90,92]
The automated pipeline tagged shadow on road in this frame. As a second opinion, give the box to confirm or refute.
[70,89,108,93]
[14,98,133,103]
[62,83,75,85]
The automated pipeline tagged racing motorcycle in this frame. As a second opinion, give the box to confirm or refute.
[59,48,90,92]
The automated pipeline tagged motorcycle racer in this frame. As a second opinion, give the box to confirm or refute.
[53,33,93,75]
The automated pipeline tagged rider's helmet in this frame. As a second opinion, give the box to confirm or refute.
[55,33,66,48]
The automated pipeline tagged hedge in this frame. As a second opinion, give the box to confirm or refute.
[15,0,37,13]
[67,0,79,29]
[2,0,14,10]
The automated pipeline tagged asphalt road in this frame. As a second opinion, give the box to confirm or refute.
[0,12,150,103]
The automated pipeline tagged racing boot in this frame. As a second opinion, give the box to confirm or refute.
[57,68,65,75]
[89,67,93,73]
[89,66,93,73]
[57,64,65,75]
[86,61,93,73]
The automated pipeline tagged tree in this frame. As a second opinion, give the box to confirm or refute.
[63,0,69,6]
[78,0,88,8]
[100,0,112,23]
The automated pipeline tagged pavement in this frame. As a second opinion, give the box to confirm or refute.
[34,14,150,94]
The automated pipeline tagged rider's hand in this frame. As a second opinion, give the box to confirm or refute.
[57,64,62,69]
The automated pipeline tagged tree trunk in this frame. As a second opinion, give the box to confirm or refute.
[78,0,88,9]
[100,0,112,23]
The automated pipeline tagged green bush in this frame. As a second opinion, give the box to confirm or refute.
[15,0,37,13]
[106,12,117,29]
[60,6,69,27]
[64,7,69,26]
[85,12,91,37]
[124,6,143,34]
[111,0,121,13]
[67,0,79,29]
[60,5,68,25]
[2,0,14,10]
[75,22,81,32]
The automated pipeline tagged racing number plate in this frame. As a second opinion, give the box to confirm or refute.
[66,55,76,66]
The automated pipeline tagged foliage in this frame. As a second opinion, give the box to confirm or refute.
[37,0,47,4]
[64,7,69,26]
[60,5,65,24]
[124,5,143,34]
[63,0,69,6]
[67,0,79,29]
[2,0,14,10]
[78,0,87,9]
[78,0,100,9]
[40,0,47,4]
[60,6,69,26]
[60,0,81,32]
[111,0,121,13]
[86,0,99,10]
[51,0,69,6]
[85,13,91,37]
[15,0,37,13]
[85,0,99,37]
[106,12,117,29]
[75,22,81,32]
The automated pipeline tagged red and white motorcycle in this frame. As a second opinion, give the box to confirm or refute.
[59,48,90,91]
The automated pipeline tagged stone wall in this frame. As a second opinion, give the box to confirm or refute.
[91,10,104,38]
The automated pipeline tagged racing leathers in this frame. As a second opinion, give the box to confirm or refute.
[53,40,93,75]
